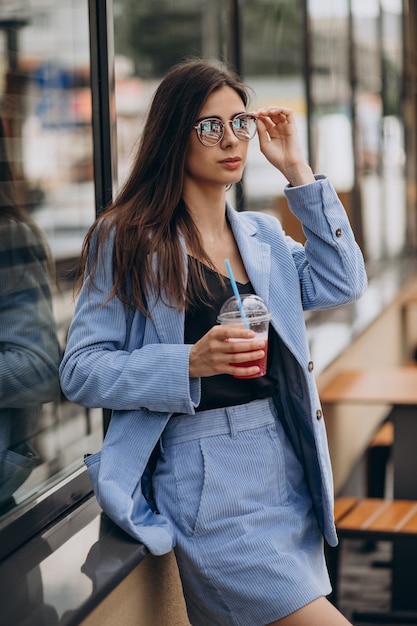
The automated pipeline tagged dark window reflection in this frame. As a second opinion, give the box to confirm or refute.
[0,116,61,512]
[0,2,102,530]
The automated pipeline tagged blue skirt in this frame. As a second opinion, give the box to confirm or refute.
[153,398,331,626]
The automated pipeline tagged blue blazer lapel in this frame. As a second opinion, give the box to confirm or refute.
[227,204,271,305]
[226,204,307,359]
[146,244,187,345]
[148,296,185,345]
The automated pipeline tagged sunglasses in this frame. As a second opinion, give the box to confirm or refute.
[193,113,258,147]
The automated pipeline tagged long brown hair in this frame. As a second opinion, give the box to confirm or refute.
[80,58,251,315]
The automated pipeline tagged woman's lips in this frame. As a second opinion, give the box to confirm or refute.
[219,157,242,170]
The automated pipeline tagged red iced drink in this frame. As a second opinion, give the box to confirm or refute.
[217,294,271,379]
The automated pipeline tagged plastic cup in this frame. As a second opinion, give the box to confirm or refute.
[217,294,271,379]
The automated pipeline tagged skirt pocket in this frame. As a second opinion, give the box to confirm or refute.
[167,422,290,539]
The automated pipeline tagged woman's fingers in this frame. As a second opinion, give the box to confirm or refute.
[253,107,294,130]
[251,106,312,182]
[189,324,266,378]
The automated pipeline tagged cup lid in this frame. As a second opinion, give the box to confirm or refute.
[217,294,271,323]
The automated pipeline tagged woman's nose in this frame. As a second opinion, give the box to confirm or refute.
[221,121,239,146]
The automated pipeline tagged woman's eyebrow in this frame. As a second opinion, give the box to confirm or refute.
[195,111,246,123]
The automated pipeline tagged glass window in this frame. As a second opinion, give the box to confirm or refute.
[307,0,354,209]
[242,0,306,233]
[308,0,406,264]
[352,0,385,261]
[0,1,102,533]
[380,0,406,257]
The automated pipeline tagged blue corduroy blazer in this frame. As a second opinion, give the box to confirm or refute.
[59,176,367,556]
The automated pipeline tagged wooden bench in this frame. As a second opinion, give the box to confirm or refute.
[327,497,417,607]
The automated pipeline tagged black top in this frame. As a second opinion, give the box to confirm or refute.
[184,258,277,412]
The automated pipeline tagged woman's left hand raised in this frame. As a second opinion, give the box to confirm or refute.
[253,106,315,187]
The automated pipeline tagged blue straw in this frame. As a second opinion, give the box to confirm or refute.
[224,259,249,329]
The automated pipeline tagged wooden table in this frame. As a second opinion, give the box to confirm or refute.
[321,366,417,614]
[320,367,417,500]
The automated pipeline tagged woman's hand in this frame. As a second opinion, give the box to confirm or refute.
[189,324,266,379]
[253,106,315,187]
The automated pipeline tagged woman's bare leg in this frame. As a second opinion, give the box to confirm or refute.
[266,596,352,626]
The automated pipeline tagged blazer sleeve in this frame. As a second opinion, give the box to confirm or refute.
[59,230,200,414]
[284,175,367,310]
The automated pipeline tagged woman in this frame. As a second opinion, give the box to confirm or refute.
[60,59,366,625]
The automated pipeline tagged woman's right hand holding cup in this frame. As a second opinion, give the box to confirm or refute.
[189,324,266,379]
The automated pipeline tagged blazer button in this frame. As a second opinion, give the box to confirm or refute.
[335,228,342,237]
[308,361,314,371]
[316,409,323,420]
